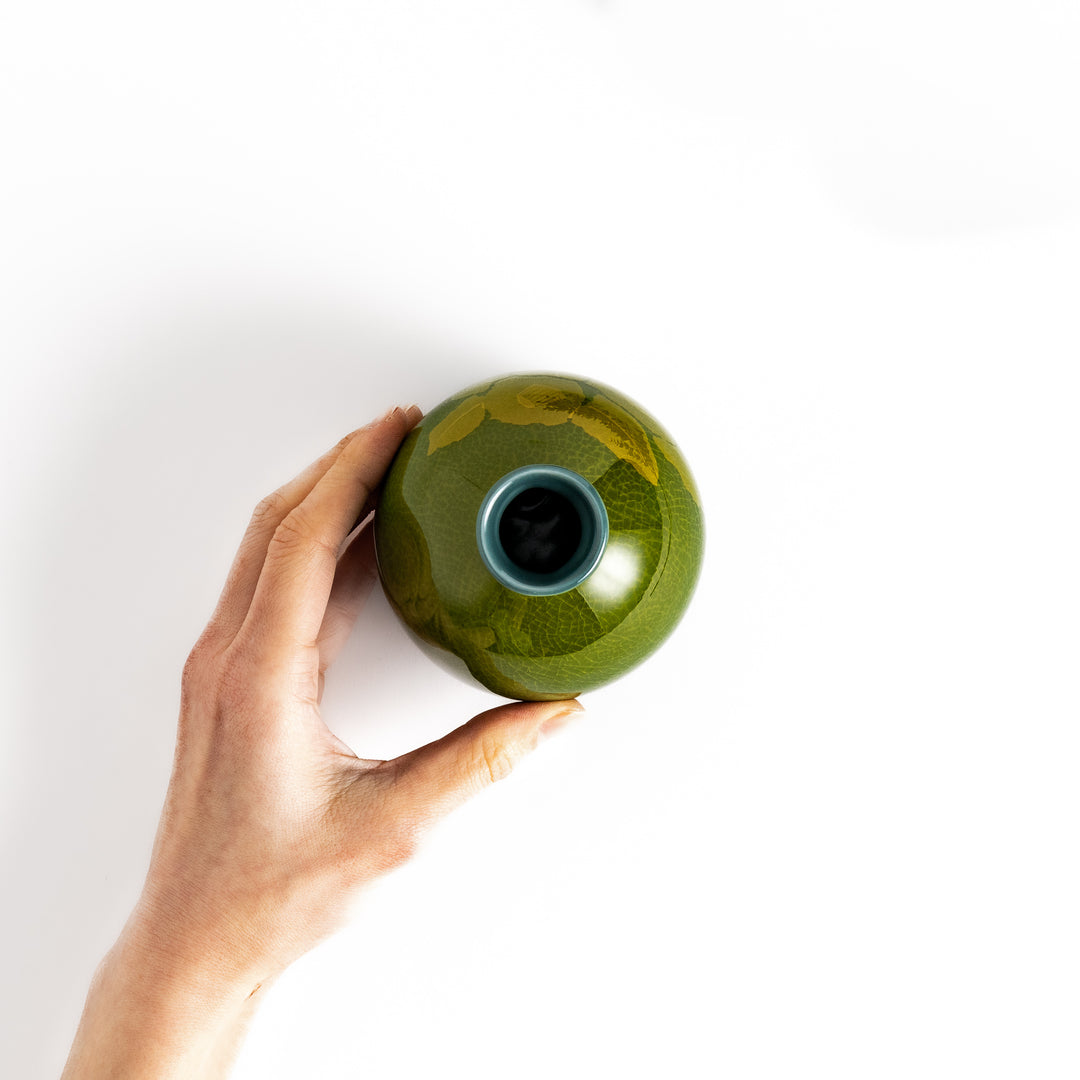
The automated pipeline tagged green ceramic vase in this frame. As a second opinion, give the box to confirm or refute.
[373,373,705,701]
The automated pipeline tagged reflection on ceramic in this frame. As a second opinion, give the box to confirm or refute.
[373,373,705,701]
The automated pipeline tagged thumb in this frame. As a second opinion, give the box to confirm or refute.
[384,698,585,824]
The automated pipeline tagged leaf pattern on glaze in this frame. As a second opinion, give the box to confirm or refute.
[426,397,487,455]
[652,433,701,508]
[488,383,580,427]
[429,380,660,485]
[571,397,659,485]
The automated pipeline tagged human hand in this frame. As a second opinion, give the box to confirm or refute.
[63,406,584,1078]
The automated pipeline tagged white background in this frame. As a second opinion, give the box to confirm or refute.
[2,2,1078,1077]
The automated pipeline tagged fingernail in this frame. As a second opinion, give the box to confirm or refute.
[538,700,585,740]
[383,405,406,423]
[405,403,423,424]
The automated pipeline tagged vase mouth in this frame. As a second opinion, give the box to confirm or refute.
[476,465,609,596]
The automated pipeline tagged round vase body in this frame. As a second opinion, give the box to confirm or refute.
[373,373,704,700]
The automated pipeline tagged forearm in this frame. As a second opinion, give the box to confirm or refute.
[62,919,270,1079]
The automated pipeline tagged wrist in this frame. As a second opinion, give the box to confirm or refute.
[62,914,272,1079]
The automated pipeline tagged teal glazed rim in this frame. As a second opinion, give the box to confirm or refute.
[476,464,609,597]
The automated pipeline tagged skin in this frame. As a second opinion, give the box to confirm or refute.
[61,405,584,1078]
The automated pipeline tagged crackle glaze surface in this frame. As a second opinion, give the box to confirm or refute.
[373,373,705,700]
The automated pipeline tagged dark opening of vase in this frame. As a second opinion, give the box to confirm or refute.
[476,465,609,596]
[498,487,583,576]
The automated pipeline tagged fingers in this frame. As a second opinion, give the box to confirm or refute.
[375,698,586,825]
[203,430,362,647]
[314,522,380,677]
[238,406,421,656]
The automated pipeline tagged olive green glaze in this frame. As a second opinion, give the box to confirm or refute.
[373,373,705,700]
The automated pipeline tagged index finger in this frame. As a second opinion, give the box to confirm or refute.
[237,405,422,656]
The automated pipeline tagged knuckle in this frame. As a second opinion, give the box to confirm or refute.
[270,506,337,559]
[478,735,517,786]
[180,634,218,693]
[213,639,263,710]
[252,489,291,529]
[179,634,234,723]
[180,644,205,688]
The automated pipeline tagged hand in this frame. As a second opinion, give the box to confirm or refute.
[62,406,584,1078]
